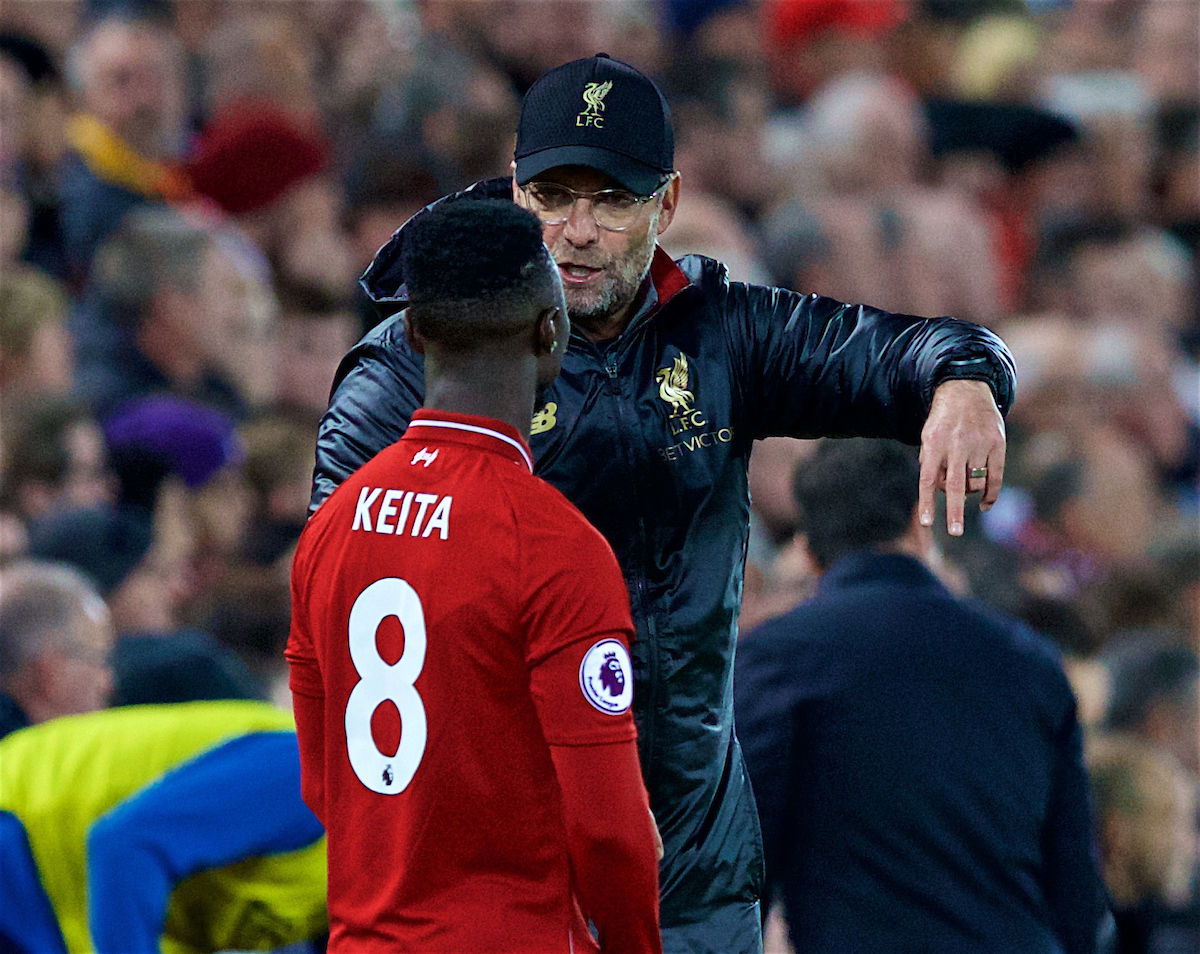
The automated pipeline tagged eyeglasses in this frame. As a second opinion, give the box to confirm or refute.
[519,177,672,232]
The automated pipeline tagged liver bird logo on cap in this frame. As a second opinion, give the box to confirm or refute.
[577,80,613,128]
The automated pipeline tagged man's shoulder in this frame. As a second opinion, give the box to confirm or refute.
[505,471,619,564]
[962,595,1069,675]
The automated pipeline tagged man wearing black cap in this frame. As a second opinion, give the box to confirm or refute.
[313,54,1017,953]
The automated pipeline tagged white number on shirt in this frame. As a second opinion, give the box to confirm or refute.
[345,577,427,794]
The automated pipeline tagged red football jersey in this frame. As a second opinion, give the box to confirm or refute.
[287,409,639,953]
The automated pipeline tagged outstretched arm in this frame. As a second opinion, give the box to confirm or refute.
[729,279,1016,535]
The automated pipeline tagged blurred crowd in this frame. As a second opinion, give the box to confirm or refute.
[0,0,1195,950]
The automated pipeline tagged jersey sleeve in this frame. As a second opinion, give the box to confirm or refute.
[285,532,328,821]
[285,536,323,700]
[520,493,637,747]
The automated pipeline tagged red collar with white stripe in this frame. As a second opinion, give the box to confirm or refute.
[402,409,534,473]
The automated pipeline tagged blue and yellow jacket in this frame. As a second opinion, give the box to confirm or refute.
[0,701,326,954]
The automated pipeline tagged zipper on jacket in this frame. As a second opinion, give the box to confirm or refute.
[602,343,658,787]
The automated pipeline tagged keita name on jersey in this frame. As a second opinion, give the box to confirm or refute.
[351,488,453,539]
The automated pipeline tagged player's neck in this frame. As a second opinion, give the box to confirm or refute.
[423,354,537,441]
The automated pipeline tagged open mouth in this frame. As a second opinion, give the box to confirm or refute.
[558,263,603,285]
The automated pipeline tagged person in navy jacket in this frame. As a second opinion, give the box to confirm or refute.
[735,438,1110,954]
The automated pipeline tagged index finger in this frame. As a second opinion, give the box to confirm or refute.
[918,445,939,528]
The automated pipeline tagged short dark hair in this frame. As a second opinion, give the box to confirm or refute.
[401,199,556,349]
[792,438,921,570]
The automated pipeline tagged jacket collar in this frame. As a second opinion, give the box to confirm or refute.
[649,245,691,306]
[402,408,533,473]
[816,551,945,597]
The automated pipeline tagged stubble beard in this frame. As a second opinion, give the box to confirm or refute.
[552,215,658,335]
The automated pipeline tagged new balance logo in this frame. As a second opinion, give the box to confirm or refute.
[411,447,439,468]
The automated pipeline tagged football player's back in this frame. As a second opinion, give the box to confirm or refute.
[295,413,633,950]
[287,199,661,954]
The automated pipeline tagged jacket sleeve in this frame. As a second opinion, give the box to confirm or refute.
[310,313,425,513]
[723,276,1016,444]
[0,810,67,953]
[86,732,324,954]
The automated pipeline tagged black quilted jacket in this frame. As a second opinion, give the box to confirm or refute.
[310,179,1017,951]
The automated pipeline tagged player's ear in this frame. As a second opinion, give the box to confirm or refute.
[404,311,427,355]
[534,307,561,357]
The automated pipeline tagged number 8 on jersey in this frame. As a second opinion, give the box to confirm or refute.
[345,577,428,794]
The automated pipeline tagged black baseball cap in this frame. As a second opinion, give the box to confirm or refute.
[515,54,674,196]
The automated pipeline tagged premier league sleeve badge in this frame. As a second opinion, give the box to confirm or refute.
[579,639,634,715]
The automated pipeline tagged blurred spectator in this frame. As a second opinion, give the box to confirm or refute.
[1087,733,1199,954]
[0,67,73,396]
[0,227,73,397]
[274,281,358,419]
[197,566,293,706]
[59,11,188,280]
[342,142,442,334]
[1102,636,1199,778]
[666,55,779,218]
[762,0,900,107]
[369,31,519,190]
[239,408,318,567]
[23,393,262,710]
[25,500,259,707]
[184,95,354,300]
[0,559,114,738]
[658,189,771,284]
[0,38,33,182]
[1153,103,1200,262]
[0,395,113,524]
[98,392,253,614]
[200,10,319,121]
[739,437,817,632]
[0,32,71,280]
[763,70,1001,322]
[736,437,1109,953]
[1130,0,1200,106]
[984,423,1164,597]
[74,206,256,418]
[101,393,244,507]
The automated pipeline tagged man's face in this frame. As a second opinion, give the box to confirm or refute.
[53,595,114,717]
[81,21,181,158]
[515,166,677,335]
